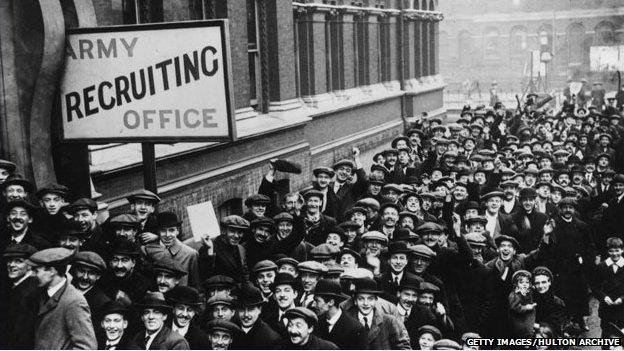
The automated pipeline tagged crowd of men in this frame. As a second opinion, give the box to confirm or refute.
[1,82,624,350]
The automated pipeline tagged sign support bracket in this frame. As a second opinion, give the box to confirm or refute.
[141,142,157,194]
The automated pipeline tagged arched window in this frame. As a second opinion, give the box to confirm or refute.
[510,26,528,56]
[421,0,428,10]
[429,0,435,11]
[218,198,243,219]
[594,21,616,46]
[567,23,585,65]
[484,27,500,58]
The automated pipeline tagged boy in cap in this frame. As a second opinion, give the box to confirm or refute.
[330,147,368,221]
[345,277,411,349]
[198,215,249,283]
[297,260,327,308]
[144,211,199,288]
[1,174,32,202]
[3,243,38,349]
[283,307,339,349]
[33,183,70,244]
[129,291,189,349]
[591,237,624,337]
[29,247,98,350]
[126,189,161,243]
[234,284,282,349]
[206,293,237,322]
[67,198,110,256]
[252,259,278,299]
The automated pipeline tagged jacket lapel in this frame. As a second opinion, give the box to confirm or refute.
[367,311,383,345]
[149,327,169,349]
[38,281,68,316]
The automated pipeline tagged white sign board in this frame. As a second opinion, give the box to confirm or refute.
[60,21,236,143]
[590,45,624,72]
[186,200,221,241]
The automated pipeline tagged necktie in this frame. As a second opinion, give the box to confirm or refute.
[301,292,307,305]
[614,265,619,274]
[523,216,531,231]
[363,317,370,331]
[393,276,399,284]
[143,335,150,350]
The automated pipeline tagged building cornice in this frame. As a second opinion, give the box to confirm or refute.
[292,2,443,21]
[448,6,624,23]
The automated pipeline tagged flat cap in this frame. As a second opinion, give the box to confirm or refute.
[532,266,553,280]
[333,159,355,170]
[379,202,401,214]
[465,215,487,226]
[339,220,360,230]
[418,281,440,293]
[382,183,403,193]
[464,232,487,247]
[28,247,74,267]
[412,244,436,259]
[204,320,242,337]
[284,307,318,327]
[481,189,505,201]
[345,206,367,218]
[35,183,69,199]
[416,222,444,234]
[303,189,324,201]
[297,261,328,274]
[418,325,442,339]
[109,213,141,228]
[250,217,275,230]
[340,248,361,261]
[312,166,335,178]
[273,212,294,223]
[127,189,161,203]
[73,251,106,272]
[152,257,188,277]
[252,259,278,274]
[244,194,271,207]
[494,235,520,250]
[558,196,577,207]
[221,215,250,229]
[276,257,299,267]
[203,275,236,289]
[340,267,373,280]
[3,243,37,258]
[360,231,388,244]
[67,198,98,213]
[270,159,302,174]
[432,339,462,350]
[206,293,236,308]
[0,159,17,172]
[356,198,380,211]
[370,164,389,177]
[310,243,340,258]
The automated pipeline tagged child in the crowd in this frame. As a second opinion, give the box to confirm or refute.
[508,270,537,337]
[592,237,624,338]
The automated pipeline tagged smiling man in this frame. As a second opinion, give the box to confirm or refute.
[126,189,161,244]
[260,272,301,337]
[98,300,132,350]
[205,320,241,350]
[99,238,151,304]
[152,257,188,293]
[282,307,339,350]
[33,183,70,244]
[129,291,189,349]
[165,286,210,349]
[252,260,278,299]
[3,200,50,250]
[66,198,109,256]
[71,251,110,322]
[297,261,326,308]
[198,215,249,283]
[234,284,282,349]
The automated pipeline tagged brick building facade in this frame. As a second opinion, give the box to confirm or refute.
[0,0,445,235]
[438,0,624,92]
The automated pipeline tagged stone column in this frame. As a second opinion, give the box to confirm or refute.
[367,12,380,85]
[296,9,328,105]
[266,0,300,112]
[342,11,356,90]
[421,19,429,77]
[388,13,399,83]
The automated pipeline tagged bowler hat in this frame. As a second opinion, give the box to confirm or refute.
[3,243,37,258]
[152,257,188,277]
[73,251,106,273]
[101,300,131,318]
[127,189,161,204]
[314,279,349,301]
[270,159,302,174]
[35,183,69,199]
[387,241,412,256]
[156,211,181,228]
[353,277,382,295]
[340,248,361,262]
[135,291,171,312]
[398,274,423,292]
[5,200,38,215]
[271,272,302,291]
[110,238,141,258]
[612,174,624,185]
[392,228,419,242]
[238,284,265,306]
[519,187,538,199]
[165,286,202,306]
[345,206,367,219]
[1,174,33,192]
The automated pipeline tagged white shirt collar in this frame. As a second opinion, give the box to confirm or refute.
[561,216,573,223]
[358,311,372,326]
[326,308,342,331]
[144,327,162,349]
[172,323,190,337]
[397,303,411,316]
[605,257,624,268]
[391,271,404,282]
[47,277,67,298]
[242,325,253,334]
[10,230,27,243]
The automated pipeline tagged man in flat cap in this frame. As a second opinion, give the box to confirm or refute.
[57,222,91,253]
[126,189,161,244]
[282,307,338,349]
[244,215,305,269]
[206,319,242,350]
[153,257,188,293]
[313,278,365,349]
[601,174,624,243]
[406,281,455,344]
[205,293,237,322]
[2,200,50,250]
[29,247,98,349]
[129,291,189,349]
[233,284,282,349]
[302,189,338,246]
[329,147,368,221]
[297,261,326,308]
[274,212,310,262]
[70,251,111,322]
[108,213,142,243]
[98,300,133,350]
[165,286,210,349]
[198,215,249,284]
[99,238,151,304]
[252,260,278,299]
[242,193,271,223]
[3,243,39,349]
[143,211,199,288]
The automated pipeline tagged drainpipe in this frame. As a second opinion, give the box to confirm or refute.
[398,0,408,132]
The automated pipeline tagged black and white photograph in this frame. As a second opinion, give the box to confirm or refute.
[1,0,624,349]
